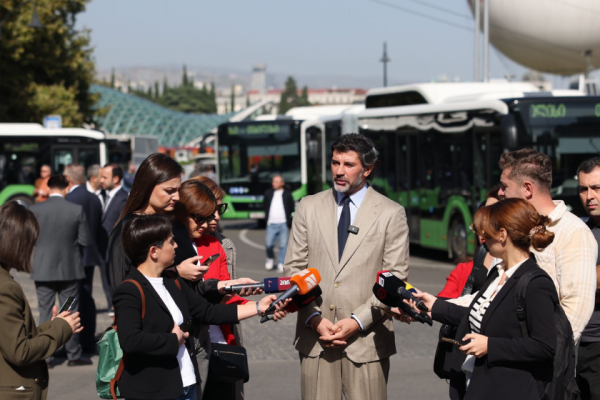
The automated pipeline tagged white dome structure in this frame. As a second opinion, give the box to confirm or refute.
[467,0,600,75]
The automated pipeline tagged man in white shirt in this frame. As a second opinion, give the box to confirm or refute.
[498,148,597,344]
[263,175,295,272]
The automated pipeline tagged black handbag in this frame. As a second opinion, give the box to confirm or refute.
[208,343,250,384]
[433,244,487,379]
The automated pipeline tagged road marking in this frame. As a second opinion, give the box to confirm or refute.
[240,229,266,250]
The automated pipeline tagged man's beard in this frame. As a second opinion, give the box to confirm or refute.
[333,171,364,194]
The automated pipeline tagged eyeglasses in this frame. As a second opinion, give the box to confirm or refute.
[189,213,216,225]
[217,203,228,215]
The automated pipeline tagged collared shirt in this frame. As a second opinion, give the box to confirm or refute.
[68,184,80,193]
[336,184,368,225]
[49,193,63,198]
[532,200,598,344]
[86,181,104,209]
[104,185,122,212]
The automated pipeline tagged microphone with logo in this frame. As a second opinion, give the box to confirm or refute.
[373,271,433,326]
[260,286,323,323]
[223,277,292,294]
[263,268,322,315]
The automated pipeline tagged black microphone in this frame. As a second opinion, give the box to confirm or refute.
[260,286,322,323]
[223,277,292,294]
[373,283,432,326]
[377,271,429,312]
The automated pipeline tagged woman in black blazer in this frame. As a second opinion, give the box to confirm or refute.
[113,214,288,400]
[408,198,558,400]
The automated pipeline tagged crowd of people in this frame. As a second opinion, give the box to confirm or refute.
[1,133,600,400]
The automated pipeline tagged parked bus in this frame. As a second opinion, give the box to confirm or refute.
[217,105,363,222]
[0,124,158,205]
[358,82,594,258]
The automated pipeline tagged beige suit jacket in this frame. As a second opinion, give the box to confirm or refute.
[284,187,409,363]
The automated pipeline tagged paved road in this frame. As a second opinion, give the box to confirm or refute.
[12,220,455,400]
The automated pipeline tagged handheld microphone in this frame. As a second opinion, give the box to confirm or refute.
[377,271,429,312]
[223,277,292,294]
[373,283,433,326]
[264,268,321,315]
[260,286,323,323]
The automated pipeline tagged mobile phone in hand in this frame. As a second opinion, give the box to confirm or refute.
[201,253,220,266]
[441,337,470,347]
[179,318,192,333]
[58,297,78,314]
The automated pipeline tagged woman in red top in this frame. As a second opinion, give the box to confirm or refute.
[437,186,502,299]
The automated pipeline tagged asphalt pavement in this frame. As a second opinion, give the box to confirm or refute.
[12,219,455,400]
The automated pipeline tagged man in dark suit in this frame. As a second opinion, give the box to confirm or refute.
[263,175,295,272]
[30,175,92,366]
[100,163,128,238]
[64,163,103,352]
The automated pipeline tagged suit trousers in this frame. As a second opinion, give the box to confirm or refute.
[35,280,82,361]
[79,266,97,351]
[577,341,600,400]
[300,348,390,400]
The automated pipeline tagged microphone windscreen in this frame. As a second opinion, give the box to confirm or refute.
[291,268,322,295]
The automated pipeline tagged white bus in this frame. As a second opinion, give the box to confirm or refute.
[358,82,593,258]
[0,124,158,205]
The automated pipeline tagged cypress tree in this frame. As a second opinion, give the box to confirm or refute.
[230,84,235,113]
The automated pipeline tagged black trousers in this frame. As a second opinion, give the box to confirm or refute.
[79,266,97,351]
[577,341,600,400]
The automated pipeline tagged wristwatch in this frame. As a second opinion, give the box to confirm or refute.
[256,302,265,317]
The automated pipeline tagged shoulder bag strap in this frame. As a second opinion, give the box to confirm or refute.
[461,244,488,296]
[514,269,547,339]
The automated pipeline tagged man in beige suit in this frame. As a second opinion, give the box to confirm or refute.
[284,134,410,400]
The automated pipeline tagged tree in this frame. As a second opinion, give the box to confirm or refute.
[182,64,189,86]
[110,68,115,88]
[0,0,96,125]
[230,84,235,113]
[279,76,311,114]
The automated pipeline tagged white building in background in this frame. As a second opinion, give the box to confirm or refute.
[251,64,267,93]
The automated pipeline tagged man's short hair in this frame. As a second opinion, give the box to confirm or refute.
[499,148,552,192]
[64,163,86,184]
[47,174,69,190]
[104,163,124,184]
[577,157,600,177]
[87,164,101,181]
[331,134,378,181]
[122,214,172,267]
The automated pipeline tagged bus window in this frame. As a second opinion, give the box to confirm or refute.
[53,149,74,172]
[78,148,100,169]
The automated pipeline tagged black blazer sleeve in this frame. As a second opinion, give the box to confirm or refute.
[107,218,131,290]
[113,283,180,357]
[486,276,557,366]
[432,298,470,327]
[177,277,239,325]
[284,190,295,229]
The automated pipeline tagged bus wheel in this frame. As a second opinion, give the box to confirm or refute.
[448,218,467,260]
[7,195,35,207]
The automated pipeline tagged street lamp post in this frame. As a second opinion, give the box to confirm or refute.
[380,42,391,87]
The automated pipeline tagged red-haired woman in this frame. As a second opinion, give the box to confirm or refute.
[408,198,558,400]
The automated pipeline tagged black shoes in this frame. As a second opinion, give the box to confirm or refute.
[67,357,93,367]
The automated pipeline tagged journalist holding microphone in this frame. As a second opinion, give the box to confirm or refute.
[0,202,83,400]
[284,134,410,400]
[405,198,558,400]
[113,214,288,400]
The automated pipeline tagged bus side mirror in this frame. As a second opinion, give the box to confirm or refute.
[501,114,518,150]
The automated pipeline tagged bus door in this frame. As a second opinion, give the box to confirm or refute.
[303,121,325,195]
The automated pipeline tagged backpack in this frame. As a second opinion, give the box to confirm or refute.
[515,268,580,400]
[96,276,182,400]
[434,244,488,379]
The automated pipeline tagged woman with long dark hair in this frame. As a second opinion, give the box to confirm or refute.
[107,153,183,289]
[0,202,82,400]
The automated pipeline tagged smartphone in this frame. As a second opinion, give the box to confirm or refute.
[179,318,193,333]
[201,253,220,266]
[58,297,78,314]
[441,337,470,347]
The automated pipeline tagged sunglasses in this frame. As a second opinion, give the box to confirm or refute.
[190,213,216,225]
[217,203,228,215]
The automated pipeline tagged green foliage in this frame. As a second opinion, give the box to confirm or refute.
[279,76,311,114]
[127,66,217,114]
[0,0,96,126]
[230,83,235,112]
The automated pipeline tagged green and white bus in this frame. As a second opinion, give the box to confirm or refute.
[0,124,158,205]
[359,82,597,258]
[217,105,363,221]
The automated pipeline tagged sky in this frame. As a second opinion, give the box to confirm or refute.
[75,0,572,88]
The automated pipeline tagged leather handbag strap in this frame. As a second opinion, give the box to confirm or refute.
[110,279,145,400]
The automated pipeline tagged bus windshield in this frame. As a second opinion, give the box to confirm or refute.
[218,120,302,195]
[513,98,600,215]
